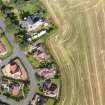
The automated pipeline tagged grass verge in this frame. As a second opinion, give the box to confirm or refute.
[0,36,13,60]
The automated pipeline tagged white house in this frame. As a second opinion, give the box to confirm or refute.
[21,15,44,32]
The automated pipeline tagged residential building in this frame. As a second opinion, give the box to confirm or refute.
[31,43,49,62]
[30,95,47,105]
[2,61,28,81]
[42,79,58,97]
[37,68,56,79]
[0,79,22,97]
[21,15,45,32]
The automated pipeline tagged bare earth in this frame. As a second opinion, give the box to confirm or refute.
[41,0,105,105]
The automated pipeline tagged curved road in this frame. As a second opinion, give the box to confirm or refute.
[0,20,36,105]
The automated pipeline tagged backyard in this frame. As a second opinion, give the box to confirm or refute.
[27,54,41,69]
[46,98,56,105]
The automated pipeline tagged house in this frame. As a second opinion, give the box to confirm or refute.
[31,43,49,62]
[2,61,28,81]
[30,95,47,105]
[0,78,21,96]
[12,85,21,96]
[37,68,56,79]
[0,41,7,56]
[42,79,58,97]
[21,15,45,32]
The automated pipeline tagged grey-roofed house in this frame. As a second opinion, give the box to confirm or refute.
[21,15,44,32]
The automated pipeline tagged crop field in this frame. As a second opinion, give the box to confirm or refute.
[41,0,105,105]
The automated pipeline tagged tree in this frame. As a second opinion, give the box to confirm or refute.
[1,5,13,15]
[0,28,4,38]
[5,17,19,33]
[0,0,3,10]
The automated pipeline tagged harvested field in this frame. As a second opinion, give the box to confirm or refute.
[41,0,105,105]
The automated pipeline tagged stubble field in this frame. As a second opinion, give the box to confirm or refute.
[41,0,105,105]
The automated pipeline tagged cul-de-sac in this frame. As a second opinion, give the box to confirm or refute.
[0,0,61,105]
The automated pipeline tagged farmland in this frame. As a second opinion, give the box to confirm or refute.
[41,0,105,105]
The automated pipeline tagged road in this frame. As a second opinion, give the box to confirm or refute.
[0,20,36,105]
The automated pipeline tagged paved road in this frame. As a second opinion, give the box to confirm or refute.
[0,20,36,105]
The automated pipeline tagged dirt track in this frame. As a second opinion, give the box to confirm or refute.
[41,0,105,105]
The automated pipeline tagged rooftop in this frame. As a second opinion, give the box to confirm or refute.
[12,86,21,96]
[31,43,49,62]
[1,59,28,81]
[0,78,22,97]
[42,79,58,97]
[25,15,42,25]
[21,14,45,32]
[37,68,56,79]
[30,95,47,105]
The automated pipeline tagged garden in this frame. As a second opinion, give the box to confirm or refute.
[0,77,30,101]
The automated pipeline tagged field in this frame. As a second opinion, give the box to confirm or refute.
[41,0,105,105]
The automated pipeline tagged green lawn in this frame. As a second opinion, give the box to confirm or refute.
[46,98,56,105]
[27,55,41,69]
[35,79,43,94]
[10,0,43,15]
[0,36,13,60]
[20,2,41,14]
[52,79,60,86]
